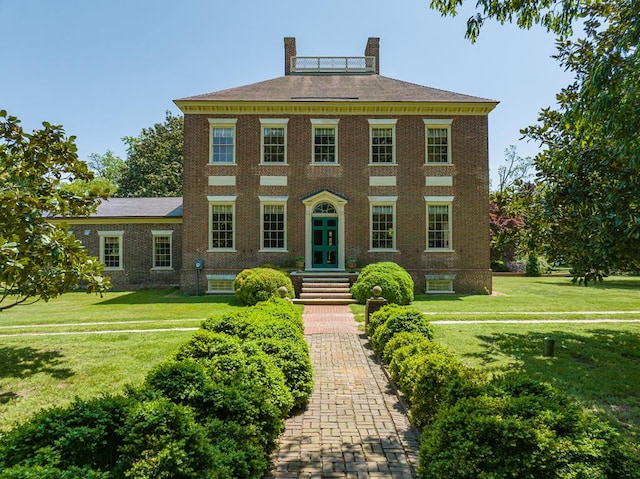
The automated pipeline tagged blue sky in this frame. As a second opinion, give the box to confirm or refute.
[2,0,571,186]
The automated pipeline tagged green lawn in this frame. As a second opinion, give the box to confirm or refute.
[417,275,640,320]
[0,289,242,432]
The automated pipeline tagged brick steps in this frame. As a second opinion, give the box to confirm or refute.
[293,277,357,305]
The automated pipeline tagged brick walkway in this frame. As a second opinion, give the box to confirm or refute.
[266,305,419,478]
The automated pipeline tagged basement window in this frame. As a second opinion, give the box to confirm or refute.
[425,274,455,293]
[206,274,236,294]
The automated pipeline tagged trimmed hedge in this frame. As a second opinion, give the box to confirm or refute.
[0,299,313,479]
[418,377,639,479]
[234,267,295,306]
[351,262,414,305]
[365,311,639,477]
[370,306,434,358]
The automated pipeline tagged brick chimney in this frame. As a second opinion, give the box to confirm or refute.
[284,37,297,76]
[364,37,380,74]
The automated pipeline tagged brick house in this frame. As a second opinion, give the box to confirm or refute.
[173,37,498,295]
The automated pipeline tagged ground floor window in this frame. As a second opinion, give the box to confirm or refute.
[369,196,397,251]
[208,196,236,251]
[152,230,173,269]
[98,231,124,270]
[260,197,288,251]
[425,197,453,251]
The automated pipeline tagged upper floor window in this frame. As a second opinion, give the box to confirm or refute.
[369,119,397,164]
[424,119,453,164]
[98,231,124,270]
[209,119,237,164]
[152,230,173,270]
[311,119,339,164]
[208,196,236,251]
[260,119,288,164]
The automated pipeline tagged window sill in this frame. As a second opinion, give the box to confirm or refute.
[208,162,237,166]
[103,267,124,271]
[259,249,289,253]
[424,249,454,253]
[207,249,237,253]
[424,162,453,166]
[151,267,174,271]
[260,162,288,166]
[310,162,340,166]
[368,162,396,166]
[368,249,399,253]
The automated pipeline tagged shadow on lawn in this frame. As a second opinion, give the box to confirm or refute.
[96,289,241,306]
[0,346,73,405]
[470,328,640,441]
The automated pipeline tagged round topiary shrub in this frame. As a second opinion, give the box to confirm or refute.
[234,267,295,306]
[350,262,414,305]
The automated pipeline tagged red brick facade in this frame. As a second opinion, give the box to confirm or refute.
[179,110,492,294]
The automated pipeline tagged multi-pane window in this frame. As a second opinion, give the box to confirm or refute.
[261,200,287,251]
[152,231,172,269]
[424,119,453,164]
[369,197,397,250]
[311,119,339,164]
[209,119,237,164]
[426,200,452,250]
[209,199,235,250]
[261,119,288,164]
[369,119,397,164]
[98,231,123,270]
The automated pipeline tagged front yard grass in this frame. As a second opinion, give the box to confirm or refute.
[0,289,242,432]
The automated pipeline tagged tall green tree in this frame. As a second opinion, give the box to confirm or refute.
[118,111,183,197]
[0,111,110,311]
[430,0,640,283]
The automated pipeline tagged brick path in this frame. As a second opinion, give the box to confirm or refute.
[266,305,419,478]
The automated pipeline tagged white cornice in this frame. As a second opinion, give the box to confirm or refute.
[175,101,498,116]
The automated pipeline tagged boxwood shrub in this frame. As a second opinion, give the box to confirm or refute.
[370,306,434,358]
[418,377,639,479]
[351,262,414,305]
[234,267,295,306]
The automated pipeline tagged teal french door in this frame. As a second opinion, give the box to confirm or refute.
[312,217,338,268]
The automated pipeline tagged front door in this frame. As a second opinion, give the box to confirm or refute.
[312,217,338,268]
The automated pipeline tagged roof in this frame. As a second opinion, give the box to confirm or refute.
[68,197,183,219]
[175,74,496,105]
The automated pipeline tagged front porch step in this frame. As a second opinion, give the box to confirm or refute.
[295,276,356,305]
[292,298,357,305]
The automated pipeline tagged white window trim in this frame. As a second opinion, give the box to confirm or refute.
[207,195,237,252]
[260,119,289,165]
[259,195,289,252]
[368,196,398,252]
[424,118,453,165]
[368,119,397,165]
[311,118,339,165]
[98,231,124,270]
[425,196,454,252]
[209,118,238,165]
[151,230,173,271]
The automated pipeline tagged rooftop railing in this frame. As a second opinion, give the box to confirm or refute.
[290,56,376,74]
